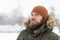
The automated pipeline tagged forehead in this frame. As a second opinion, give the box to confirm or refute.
[31,12,40,15]
[31,12,43,18]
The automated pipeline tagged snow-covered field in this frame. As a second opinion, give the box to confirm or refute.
[0,29,60,40]
[0,25,25,40]
[0,25,25,33]
[0,33,19,40]
[0,26,60,40]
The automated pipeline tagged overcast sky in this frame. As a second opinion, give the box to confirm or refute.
[0,0,60,18]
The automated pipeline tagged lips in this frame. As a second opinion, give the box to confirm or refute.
[30,21,36,24]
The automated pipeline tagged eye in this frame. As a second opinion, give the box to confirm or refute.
[35,14,39,16]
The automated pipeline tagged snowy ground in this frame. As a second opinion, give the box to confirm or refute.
[0,26,60,40]
[0,30,60,40]
[0,33,19,40]
[0,25,25,40]
[0,25,25,33]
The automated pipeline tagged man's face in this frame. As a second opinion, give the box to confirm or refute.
[29,12,43,30]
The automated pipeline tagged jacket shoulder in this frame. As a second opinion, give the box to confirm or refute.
[18,29,28,37]
[17,29,28,40]
[47,31,60,40]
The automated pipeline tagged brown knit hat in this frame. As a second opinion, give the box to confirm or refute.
[31,6,48,21]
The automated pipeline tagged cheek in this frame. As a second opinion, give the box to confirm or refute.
[36,17,43,22]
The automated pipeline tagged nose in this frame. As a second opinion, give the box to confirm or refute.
[31,15,35,21]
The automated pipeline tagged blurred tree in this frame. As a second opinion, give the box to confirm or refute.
[0,6,26,25]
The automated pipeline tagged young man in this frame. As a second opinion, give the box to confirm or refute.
[17,6,60,40]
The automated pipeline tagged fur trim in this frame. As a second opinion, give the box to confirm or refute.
[24,19,30,27]
[46,13,56,29]
[24,13,56,29]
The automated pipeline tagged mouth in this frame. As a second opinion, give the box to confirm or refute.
[30,21,36,24]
